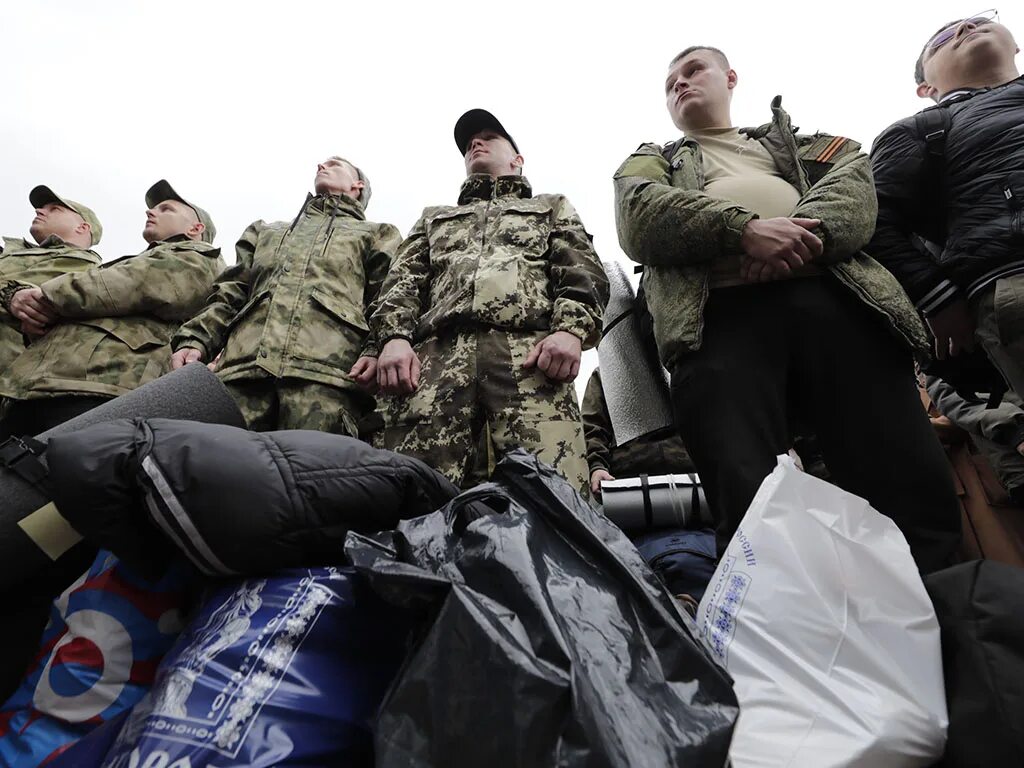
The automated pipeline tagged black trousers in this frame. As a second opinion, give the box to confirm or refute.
[670,278,961,574]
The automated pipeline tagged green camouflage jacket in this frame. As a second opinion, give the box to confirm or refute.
[0,236,101,372]
[370,174,609,347]
[613,97,929,369]
[173,194,401,391]
[0,237,223,399]
[582,368,694,477]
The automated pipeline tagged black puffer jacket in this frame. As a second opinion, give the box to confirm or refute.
[869,76,1024,316]
[45,419,459,578]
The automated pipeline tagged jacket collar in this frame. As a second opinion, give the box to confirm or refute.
[306,192,366,221]
[458,174,533,205]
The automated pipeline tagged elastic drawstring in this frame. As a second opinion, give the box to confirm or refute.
[287,195,315,234]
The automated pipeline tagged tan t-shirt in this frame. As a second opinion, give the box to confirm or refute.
[687,127,805,287]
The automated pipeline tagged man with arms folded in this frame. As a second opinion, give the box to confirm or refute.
[0,180,223,438]
[614,46,960,573]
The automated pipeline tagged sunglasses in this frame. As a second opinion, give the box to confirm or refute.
[927,9,999,51]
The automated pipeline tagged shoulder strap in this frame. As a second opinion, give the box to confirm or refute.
[912,105,953,245]
[661,138,684,164]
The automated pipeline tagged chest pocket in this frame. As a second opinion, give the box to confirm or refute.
[494,203,551,259]
[427,209,478,265]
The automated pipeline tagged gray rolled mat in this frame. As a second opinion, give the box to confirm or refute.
[598,261,674,446]
[0,363,244,589]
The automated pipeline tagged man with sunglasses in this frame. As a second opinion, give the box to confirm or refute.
[614,46,960,574]
[870,11,1024,401]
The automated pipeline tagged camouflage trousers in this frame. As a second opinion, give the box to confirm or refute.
[224,376,366,437]
[380,326,589,496]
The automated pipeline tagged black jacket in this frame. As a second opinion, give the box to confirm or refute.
[869,76,1024,316]
[44,419,459,577]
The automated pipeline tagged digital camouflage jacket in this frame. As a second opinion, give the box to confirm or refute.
[614,97,929,369]
[0,236,101,372]
[0,237,223,399]
[172,194,401,392]
[370,174,609,347]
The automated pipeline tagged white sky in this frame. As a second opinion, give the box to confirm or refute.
[2,1,1020,394]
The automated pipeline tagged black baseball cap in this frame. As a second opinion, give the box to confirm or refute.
[454,109,520,155]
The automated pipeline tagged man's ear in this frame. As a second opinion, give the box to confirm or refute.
[916,81,938,101]
[726,68,738,90]
[188,221,206,240]
[351,179,366,199]
[77,221,92,241]
[511,154,525,174]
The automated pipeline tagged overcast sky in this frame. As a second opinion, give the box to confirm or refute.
[2,2,1020,393]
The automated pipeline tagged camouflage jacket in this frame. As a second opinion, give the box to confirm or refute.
[370,175,609,347]
[614,97,929,369]
[583,368,694,477]
[0,237,224,399]
[0,236,101,373]
[173,194,401,391]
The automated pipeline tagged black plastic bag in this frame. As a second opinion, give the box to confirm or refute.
[345,449,738,768]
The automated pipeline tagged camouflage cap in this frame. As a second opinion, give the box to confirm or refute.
[327,156,372,209]
[29,185,103,246]
[145,179,217,243]
[454,109,520,155]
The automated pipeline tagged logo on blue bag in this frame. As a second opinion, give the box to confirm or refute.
[128,575,333,758]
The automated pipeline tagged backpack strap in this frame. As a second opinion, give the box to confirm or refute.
[661,138,684,165]
[913,105,953,244]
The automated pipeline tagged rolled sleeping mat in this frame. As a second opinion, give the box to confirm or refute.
[0,363,245,590]
[598,261,674,446]
[600,473,712,533]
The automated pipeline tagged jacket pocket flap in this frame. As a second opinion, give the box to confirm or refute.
[309,288,369,332]
[81,318,168,350]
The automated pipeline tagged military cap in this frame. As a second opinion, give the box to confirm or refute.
[454,109,520,155]
[29,185,103,246]
[327,156,372,209]
[145,179,217,244]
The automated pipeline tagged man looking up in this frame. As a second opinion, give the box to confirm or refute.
[614,46,960,573]
[870,12,1024,404]
[0,181,224,439]
[371,109,609,495]
[171,157,400,437]
[0,187,102,373]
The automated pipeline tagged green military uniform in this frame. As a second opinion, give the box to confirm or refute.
[172,193,401,437]
[0,236,224,404]
[371,174,609,495]
[0,237,101,372]
[582,368,694,478]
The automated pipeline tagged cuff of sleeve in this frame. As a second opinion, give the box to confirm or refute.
[172,338,209,360]
[360,342,379,359]
[916,279,962,317]
[723,211,758,254]
[0,281,34,311]
[552,304,599,349]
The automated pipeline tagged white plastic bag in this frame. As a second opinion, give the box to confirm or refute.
[697,455,948,768]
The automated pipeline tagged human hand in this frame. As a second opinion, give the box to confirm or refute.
[925,298,975,360]
[349,355,378,391]
[206,351,223,372]
[377,338,420,394]
[171,347,204,370]
[523,330,582,382]
[1016,440,1024,458]
[739,217,823,280]
[10,287,58,331]
[590,468,614,496]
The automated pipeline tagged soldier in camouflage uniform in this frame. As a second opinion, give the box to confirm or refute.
[0,186,102,373]
[0,180,224,438]
[171,157,401,437]
[613,45,960,573]
[583,368,694,496]
[372,109,609,495]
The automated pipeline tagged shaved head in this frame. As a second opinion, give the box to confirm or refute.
[670,45,730,70]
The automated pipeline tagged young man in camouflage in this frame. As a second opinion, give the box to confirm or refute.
[171,157,400,437]
[0,180,224,438]
[0,186,102,373]
[614,46,960,573]
[372,109,609,495]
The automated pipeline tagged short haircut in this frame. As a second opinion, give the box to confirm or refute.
[915,18,960,84]
[669,45,730,70]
